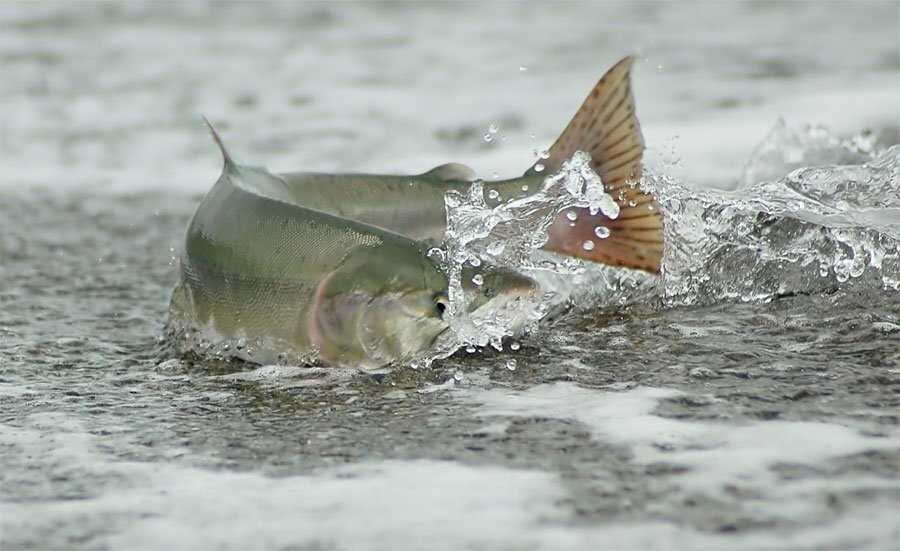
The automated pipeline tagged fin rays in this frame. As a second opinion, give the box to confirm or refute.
[531,56,664,273]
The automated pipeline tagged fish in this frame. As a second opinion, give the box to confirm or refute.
[170,55,662,368]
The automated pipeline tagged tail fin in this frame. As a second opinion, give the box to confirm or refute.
[533,56,663,274]
[202,116,237,171]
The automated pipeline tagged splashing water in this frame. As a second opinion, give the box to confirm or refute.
[652,123,900,306]
[431,121,899,364]
[429,151,625,358]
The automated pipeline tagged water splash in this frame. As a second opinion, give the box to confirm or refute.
[653,123,900,305]
[740,119,878,188]
[428,151,633,358]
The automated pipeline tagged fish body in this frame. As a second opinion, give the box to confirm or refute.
[171,56,663,368]
[276,169,545,243]
[179,157,454,368]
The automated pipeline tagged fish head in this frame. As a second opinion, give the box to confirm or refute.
[309,243,450,369]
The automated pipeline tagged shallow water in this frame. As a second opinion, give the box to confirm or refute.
[3,2,900,550]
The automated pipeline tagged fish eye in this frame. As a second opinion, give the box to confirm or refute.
[434,295,449,319]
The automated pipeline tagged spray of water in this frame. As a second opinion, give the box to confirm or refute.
[648,124,900,305]
[426,151,627,360]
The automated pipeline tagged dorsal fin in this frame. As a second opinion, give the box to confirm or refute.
[422,162,476,182]
[202,116,236,171]
[532,56,664,274]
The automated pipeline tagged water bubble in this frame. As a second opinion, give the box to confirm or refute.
[565,210,578,221]
[469,256,481,267]
[539,149,550,160]
[483,133,493,143]
[453,370,464,382]
[488,189,500,200]
[534,163,545,173]
[505,359,517,371]
[427,247,446,261]
[582,240,596,251]
[510,342,521,351]
[594,226,611,239]
[488,123,499,134]
[466,345,476,353]
[472,274,484,286]
[521,185,529,192]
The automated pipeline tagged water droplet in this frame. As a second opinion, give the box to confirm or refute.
[539,149,550,159]
[534,163,545,173]
[582,240,595,251]
[483,133,493,143]
[529,133,536,140]
[510,342,520,351]
[505,359,517,371]
[594,226,610,239]
[472,274,484,286]
[519,65,528,72]
[566,210,578,221]
[488,123,499,134]
[488,189,499,200]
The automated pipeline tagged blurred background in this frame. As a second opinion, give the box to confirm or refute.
[2,1,897,193]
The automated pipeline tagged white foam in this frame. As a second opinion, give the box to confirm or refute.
[462,383,900,546]
[3,395,899,550]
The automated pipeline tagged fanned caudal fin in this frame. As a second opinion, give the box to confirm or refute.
[531,56,663,274]
[202,116,237,172]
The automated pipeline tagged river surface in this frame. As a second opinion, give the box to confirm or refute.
[2,2,900,550]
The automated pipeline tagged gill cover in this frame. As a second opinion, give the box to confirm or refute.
[307,244,448,367]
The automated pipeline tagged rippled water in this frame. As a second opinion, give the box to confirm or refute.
[3,2,900,550]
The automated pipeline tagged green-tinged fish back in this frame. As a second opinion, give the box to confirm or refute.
[179,126,438,351]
